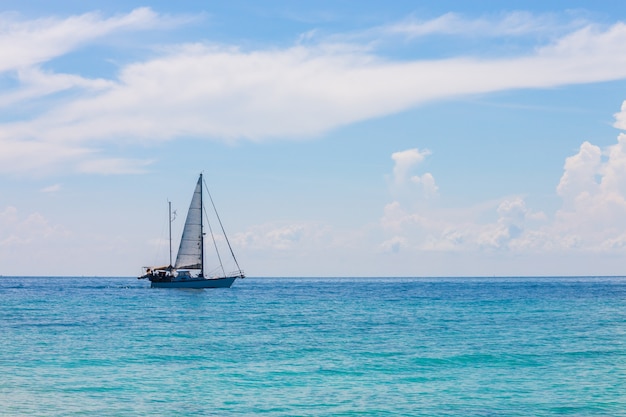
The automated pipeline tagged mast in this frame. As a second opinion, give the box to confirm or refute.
[199,173,205,278]
[168,200,173,268]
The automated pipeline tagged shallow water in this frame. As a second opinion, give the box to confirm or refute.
[1,276,625,416]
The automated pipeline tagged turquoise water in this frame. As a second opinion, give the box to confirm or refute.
[1,277,625,416]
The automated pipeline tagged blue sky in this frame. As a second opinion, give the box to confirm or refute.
[3,1,626,277]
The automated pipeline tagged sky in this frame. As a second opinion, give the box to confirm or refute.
[2,1,626,277]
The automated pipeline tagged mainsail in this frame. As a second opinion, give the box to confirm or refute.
[174,176,203,270]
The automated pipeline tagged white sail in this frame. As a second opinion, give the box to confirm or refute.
[174,177,203,270]
[139,173,244,288]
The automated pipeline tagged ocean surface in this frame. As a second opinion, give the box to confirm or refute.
[1,276,625,416]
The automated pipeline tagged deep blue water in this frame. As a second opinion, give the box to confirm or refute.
[1,276,625,416]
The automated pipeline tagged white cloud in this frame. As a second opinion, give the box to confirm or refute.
[385,11,579,39]
[613,100,626,131]
[0,67,114,109]
[389,148,438,202]
[0,138,92,175]
[0,204,156,276]
[551,133,626,249]
[0,7,163,73]
[381,195,545,253]
[231,221,362,275]
[0,206,69,247]
[380,129,626,256]
[36,22,626,144]
[600,134,626,195]
[556,141,602,205]
[480,197,536,249]
[380,235,407,254]
[2,12,626,175]
[381,201,422,233]
[323,11,586,51]
[40,183,61,193]
[233,222,333,251]
[391,148,431,184]
[411,172,439,198]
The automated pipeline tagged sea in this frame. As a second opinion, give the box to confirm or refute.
[1,276,625,416]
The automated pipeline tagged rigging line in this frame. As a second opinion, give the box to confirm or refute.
[203,203,226,277]
[203,178,243,274]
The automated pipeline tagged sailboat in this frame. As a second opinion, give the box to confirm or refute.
[139,173,245,288]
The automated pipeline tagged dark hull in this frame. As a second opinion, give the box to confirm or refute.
[150,276,237,289]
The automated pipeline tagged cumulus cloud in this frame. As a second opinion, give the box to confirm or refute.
[381,194,547,254]
[478,197,541,249]
[383,146,536,253]
[411,173,439,197]
[613,100,626,131]
[556,141,602,204]
[380,235,407,254]
[391,148,431,183]
[0,206,69,247]
[382,143,557,253]
[381,201,422,233]
[380,125,626,256]
[551,133,626,249]
[233,222,332,251]
[389,148,438,200]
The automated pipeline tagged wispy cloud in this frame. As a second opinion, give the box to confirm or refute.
[383,11,586,39]
[2,10,626,175]
[40,183,61,193]
[77,157,154,175]
[307,10,590,53]
[0,7,163,73]
[0,67,113,109]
